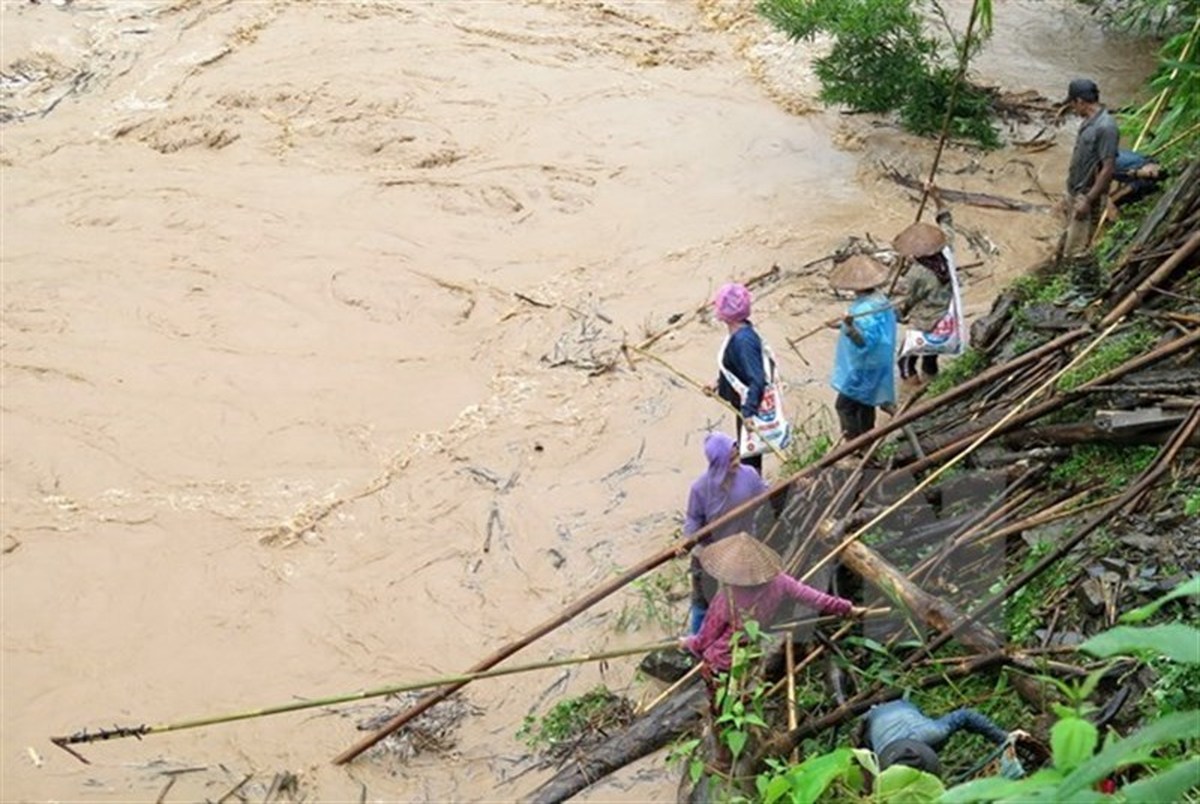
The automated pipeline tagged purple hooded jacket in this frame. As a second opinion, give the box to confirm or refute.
[684,432,768,543]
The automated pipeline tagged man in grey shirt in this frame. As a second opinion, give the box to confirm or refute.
[1061,78,1119,259]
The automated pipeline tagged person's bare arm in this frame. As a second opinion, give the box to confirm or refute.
[1076,156,1116,215]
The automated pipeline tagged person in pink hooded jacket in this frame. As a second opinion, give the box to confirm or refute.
[681,533,864,675]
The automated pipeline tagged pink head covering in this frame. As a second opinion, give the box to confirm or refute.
[713,283,752,324]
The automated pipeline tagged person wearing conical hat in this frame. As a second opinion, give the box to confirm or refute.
[680,533,864,674]
[893,185,965,389]
[828,255,898,441]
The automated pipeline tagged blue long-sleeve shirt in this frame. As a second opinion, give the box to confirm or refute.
[717,324,767,419]
[864,700,1008,753]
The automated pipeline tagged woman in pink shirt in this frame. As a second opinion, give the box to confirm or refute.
[681,533,862,675]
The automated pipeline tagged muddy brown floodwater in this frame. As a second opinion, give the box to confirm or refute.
[1,1,1152,801]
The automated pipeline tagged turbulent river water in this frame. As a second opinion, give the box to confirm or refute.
[1,1,1153,801]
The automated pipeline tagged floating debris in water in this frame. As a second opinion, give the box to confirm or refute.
[353,692,480,764]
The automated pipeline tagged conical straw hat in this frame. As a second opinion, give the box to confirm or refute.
[698,532,783,586]
[829,255,889,291]
[892,222,946,258]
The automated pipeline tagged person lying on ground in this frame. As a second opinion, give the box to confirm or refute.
[680,532,866,674]
[683,432,769,635]
[861,698,1025,779]
[827,255,897,441]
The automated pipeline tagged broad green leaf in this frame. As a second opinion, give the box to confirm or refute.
[1000,790,1106,804]
[875,763,945,802]
[1076,666,1109,702]
[1117,757,1200,803]
[1120,575,1200,623]
[1052,718,1098,772]
[785,748,855,804]
[759,773,792,804]
[1080,623,1200,664]
[689,757,704,784]
[1057,710,1200,795]
[725,729,747,759]
[938,773,1056,804]
[853,747,880,778]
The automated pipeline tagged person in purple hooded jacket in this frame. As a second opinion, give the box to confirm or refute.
[683,432,769,634]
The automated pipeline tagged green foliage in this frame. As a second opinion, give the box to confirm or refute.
[900,66,1001,148]
[1145,658,1200,720]
[516,685,630,751]
[1010,272,1071,306]
[1048,443,1158,489]
[783,430,836,475]
[1118,11,1200,164]
[757,748,945,803]
[943,577,1200,802]
[1057,326,1157,391]
[924,348,987,397]
[1184,487,1200,517]
[1082,623,1200,664]
[1003,541,1076,644]
[758,0,1000,147]
[1092,0,1198,35]
[714,619,771,767]
[1046,444,1156,487]
[1120,574,1200,624]
[616,562,689,632]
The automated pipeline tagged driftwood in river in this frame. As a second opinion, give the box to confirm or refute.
[881,164,1050,212]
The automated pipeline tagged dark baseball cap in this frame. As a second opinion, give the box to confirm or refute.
[1065,78,1100,103]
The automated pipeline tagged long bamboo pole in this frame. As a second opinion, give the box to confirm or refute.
[1100,230,1200,326]
[334,328,1089,763]
[896,326,1200,478]
[799,320,1124,583]
[51,640,676,760]
[1132,15,1200,152]
[884,0,986,297]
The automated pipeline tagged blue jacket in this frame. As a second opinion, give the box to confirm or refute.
[865,700,1008,753]
[831,293,896,407]
[717,324,767,419]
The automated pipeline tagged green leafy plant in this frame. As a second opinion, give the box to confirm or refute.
[1183,487,1200,517]
[924,347,987,397]
[755,747,946,803]
[941,577,1200,803]
[616,562,689,632]
[1057,326,1157,391]
[758,0,1000,147]
[714,619,772,767]
[1047,443,1158,490]
[517,685,632,753]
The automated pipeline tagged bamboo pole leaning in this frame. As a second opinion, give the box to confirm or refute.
[50,640,676,762]
[896,326,1200,478]
[335,328,1090,763]
[800,320,1124,584]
